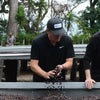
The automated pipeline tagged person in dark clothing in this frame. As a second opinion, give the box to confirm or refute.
[30,17,75,82]
[83,32,100,89]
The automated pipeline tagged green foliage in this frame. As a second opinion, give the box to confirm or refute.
[30,0,47,33]
[16,5,27,30]
[0,34,2,42]
[16,31,25,45]
[24,34,35,45]
[64,12,77,32]
[71,32,91,44]
[71,1,100,44]
[0,19,8,34]
[0,34,7,46]
[16,0,48,34]
[0,18,8,45]
[15,0,47,45]
[16,31,42,45]
[34,0,47,17]
[78,1,100,35]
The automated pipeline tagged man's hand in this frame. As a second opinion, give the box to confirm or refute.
[43,65,64,79]
[54,65,64,77]
[9,43,14,46]
[43,70,55,79]
[85,78,96,89]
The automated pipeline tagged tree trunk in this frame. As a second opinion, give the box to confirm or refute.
[7,0,18,37]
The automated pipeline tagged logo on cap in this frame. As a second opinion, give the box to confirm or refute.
[54,23,62,29]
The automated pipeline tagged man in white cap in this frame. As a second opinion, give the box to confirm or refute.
[6,33,16,46]
[30,17,75,82]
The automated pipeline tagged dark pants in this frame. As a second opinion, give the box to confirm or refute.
[4,60,18,82]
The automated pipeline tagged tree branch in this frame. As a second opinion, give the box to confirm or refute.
[92,0,99,7]
[0,1,9,13]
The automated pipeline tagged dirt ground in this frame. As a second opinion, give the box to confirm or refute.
[17,69,33,82]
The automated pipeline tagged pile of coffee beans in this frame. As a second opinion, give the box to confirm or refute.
[35,94,100,100]
[0,94,34,100]
[0,93,100,100]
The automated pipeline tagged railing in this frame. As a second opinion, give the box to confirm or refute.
[0,44,87,82]
[0,44,87,59]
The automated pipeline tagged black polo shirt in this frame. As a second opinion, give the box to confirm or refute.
[31,33,74,82]
[83,32,100,81]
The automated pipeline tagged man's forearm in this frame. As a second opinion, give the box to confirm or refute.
[85,69,91,79]
[62,58,73,70]
[30,61,47,78]
[31,65,47,78]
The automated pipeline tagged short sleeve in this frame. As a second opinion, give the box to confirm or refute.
[31,40,39,60]
[65,37,75,58]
